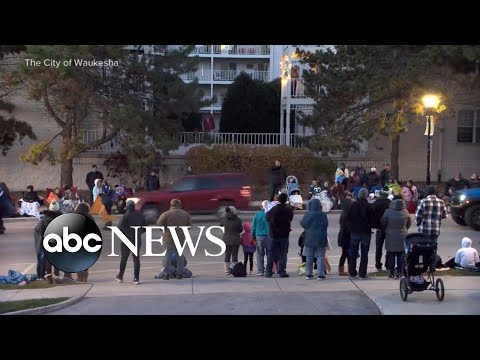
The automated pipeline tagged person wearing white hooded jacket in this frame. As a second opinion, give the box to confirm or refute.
[444,237,480,270]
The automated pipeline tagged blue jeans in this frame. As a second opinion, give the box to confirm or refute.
[266,237,289,277]
[255,236,269,274]
[304,245,326,277]
[349,232,372,278]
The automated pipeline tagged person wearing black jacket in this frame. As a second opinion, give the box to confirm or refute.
[337,194,353,276]
[347,188,374,279]
[34,201,63,281]
[269,160,287,201]
[266,193,294,277]
[115,200,147,285]
[371,189,391,271]
[145,171,160,191]
[75,202,94,283]
[85,165,104,204]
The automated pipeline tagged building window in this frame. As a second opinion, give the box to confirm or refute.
[457,110,480,143]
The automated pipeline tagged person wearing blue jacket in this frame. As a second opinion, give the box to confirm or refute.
[300,198,329,280]
[251,200,270,276]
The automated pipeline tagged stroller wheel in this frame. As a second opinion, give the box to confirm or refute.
[399,278,408,301]
[435,278,445,302]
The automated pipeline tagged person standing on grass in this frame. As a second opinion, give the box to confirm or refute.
[269,160,287,201]
[85,165,104,205]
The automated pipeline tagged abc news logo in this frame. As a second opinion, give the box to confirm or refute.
[42,213,227,273]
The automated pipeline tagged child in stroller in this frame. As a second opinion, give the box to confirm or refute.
[285,175,303,210]
[400,233,445,302]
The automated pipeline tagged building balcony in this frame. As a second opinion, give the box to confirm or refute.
[201,96,226,108]
[180,70,270,83]
[180,132,304,147]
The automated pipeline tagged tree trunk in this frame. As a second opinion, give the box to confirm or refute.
[391,135,400,181]
[60,126,73,187]
[61,158,74,187]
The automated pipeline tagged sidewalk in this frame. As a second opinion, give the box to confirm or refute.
[2,276,479,315]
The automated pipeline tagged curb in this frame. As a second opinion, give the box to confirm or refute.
[3,217,39,224]
[1,283,93,315]
[364,294,385,315]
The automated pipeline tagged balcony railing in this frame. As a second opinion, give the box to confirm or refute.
[81,130,121,152]
[201,96,226,107]
[181,70,269,82]
[180,132,304,147]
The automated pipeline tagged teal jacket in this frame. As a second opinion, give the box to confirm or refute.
[300,199,328,248]
[251,210,269,237]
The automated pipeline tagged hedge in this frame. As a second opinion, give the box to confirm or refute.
[185,145,337,185]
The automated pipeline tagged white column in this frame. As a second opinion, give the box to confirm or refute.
[210,45,214,116]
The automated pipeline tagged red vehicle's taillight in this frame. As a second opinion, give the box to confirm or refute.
[240,186,251,198]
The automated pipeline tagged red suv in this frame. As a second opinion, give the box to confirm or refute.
[131,173,252,223]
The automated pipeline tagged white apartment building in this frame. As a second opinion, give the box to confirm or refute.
[163,45,283,132]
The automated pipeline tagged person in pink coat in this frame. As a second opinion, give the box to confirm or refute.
[241,222,256,275]
[402,180,418,214]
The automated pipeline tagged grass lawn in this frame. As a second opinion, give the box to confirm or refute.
[0,297,69,314]
[0,280,81,290]
[367,269,480,277]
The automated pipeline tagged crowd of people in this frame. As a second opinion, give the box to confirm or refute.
[1,160,479,286]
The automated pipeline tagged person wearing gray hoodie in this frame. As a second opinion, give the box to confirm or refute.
[380,199,411,278]
[444,237,480,269]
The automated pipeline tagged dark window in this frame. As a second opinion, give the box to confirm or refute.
[195,177,218,190]
[457,110,479,143]
[173,178,196,191]
[221,176,246,188]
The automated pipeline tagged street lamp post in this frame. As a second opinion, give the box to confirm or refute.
[422,94,440,186]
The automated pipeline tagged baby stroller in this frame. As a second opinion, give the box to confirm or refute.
[399,233,445,302]
[313,190,333,213]
[285,175,303,210]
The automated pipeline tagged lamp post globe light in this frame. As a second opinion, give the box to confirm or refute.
[422,94,440,186]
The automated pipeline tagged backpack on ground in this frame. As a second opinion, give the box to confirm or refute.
[230,262,247,277]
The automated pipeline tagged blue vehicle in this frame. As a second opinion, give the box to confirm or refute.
[450,188,480,231]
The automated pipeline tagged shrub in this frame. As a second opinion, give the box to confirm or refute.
[186,145,333,185]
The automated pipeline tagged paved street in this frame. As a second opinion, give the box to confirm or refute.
[1,212,479,315]
[1,212,476,282]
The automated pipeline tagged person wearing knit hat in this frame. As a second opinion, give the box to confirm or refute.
[371,186,392,272]
[156,198,192,280]
[49,200,60,212]
[347,187,374,279]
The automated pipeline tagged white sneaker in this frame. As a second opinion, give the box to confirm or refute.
[256,272,264,276]
[306,275,313,280]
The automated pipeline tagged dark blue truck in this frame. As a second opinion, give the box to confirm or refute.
[450,188,480,231]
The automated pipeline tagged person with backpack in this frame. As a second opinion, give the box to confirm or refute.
[220,206,243,276]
